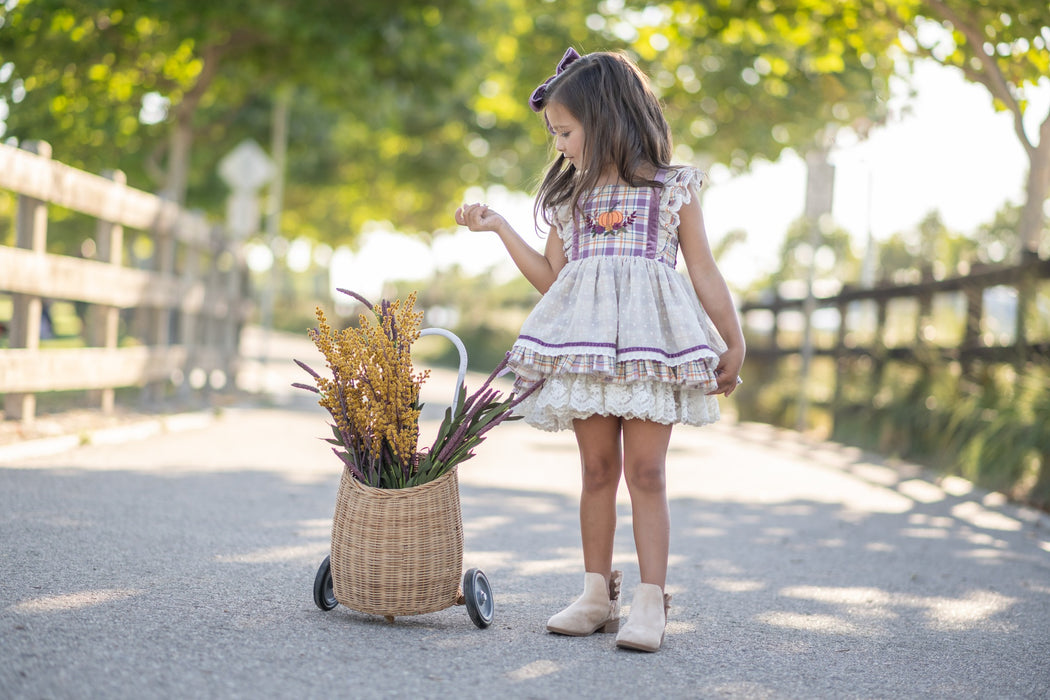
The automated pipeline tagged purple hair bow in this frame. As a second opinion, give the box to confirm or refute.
[528,47,582,112]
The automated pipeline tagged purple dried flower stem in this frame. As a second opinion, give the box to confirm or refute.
[473,379,545,440]
[436,383,501,462]
[336,288,374,310]
[379,299,399,343]
[295,359,321,378]
[508,377,544,408]
[333,446,366,482]
[434,399,483,464]
[453,354,509,416]
[485,354,510,385]
[434,408,475,465]
[291,382,319,394]
[333,379,374,483]
[434,385,504,465]
[431,355,513,465]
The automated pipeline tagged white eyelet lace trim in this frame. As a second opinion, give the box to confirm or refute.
[514,375,721,432]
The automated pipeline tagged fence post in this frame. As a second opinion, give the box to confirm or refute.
[175,215,203,401]
[4,141,51,425]
[143,205,177,406]
[222,242,243,393]
[871,296,889,394]
[1014,251,1037,368]
[87,169,127,414]
[796,145,835,432]
[962,279,983,375]
[830,296,850,431]
[199,228,225,391]
[917,265,934,343]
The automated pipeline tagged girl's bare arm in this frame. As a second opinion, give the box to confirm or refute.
[676,192,746,396]
[455,203,567,293]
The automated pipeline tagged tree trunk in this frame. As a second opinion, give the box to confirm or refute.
[159,38,235,204]
[1014,119,1050,366]
[1019,130,1050,257]
[162,114,194,204]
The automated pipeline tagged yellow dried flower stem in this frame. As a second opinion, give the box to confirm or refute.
[308,294,429,484]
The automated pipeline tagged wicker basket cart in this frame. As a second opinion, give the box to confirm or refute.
[310,327,494,628]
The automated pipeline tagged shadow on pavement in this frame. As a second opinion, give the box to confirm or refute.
[2,440,1048,699]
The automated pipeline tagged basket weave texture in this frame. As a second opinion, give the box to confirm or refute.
[330,465,464,618]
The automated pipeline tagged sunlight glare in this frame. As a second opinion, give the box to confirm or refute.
[506,660,561,682]
[9,588,141,613]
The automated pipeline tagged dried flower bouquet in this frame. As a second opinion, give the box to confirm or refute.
[294,288,539,489]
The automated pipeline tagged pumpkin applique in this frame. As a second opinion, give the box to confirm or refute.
[586,205,637,235]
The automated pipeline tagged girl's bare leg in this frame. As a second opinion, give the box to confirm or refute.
[572,414,623,580]
[621,419,673,587]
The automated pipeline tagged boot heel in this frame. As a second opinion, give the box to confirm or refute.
[601,569,623,633]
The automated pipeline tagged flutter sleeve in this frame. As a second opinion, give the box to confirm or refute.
[660,166,706,234]
[549,202,575,255]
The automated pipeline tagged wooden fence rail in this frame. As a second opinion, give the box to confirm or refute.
[0,140,250,427]
[736,255,1050,430]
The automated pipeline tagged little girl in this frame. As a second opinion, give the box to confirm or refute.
[455,48,745,652]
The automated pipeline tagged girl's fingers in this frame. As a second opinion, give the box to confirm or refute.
[708,363,741,396]
[456,203,490,229]
[456,203,502,232]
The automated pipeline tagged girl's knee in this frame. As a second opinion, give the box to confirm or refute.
[624,461,666,494]
[581,455,621,491]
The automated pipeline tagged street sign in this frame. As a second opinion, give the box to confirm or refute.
[218,139,275,192]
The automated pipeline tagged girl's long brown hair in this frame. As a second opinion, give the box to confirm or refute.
[533,51,674,232]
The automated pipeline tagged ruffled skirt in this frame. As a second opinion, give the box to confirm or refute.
[508,256,726,432]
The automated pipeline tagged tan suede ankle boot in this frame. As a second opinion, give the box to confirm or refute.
[546,570,622,636]
[615,583,671,652]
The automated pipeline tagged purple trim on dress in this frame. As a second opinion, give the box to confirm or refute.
[518,334,616,350]
[571,215,581,260]
[619,343,713,359]
[518,334,713,359]
[644,169,666,259]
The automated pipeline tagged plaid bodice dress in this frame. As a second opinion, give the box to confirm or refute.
[507,167,727,432]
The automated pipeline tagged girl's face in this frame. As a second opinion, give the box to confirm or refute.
[545,102,585,166]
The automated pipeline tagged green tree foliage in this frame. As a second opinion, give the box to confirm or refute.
[867,0,1050,256]
[973,202,1024,265]
[13,0,1042,260]
[465,0,901,180]
[876,210,976,281]
[1,0,901,246]
[769,216,860,288]
[0,0,491,230]
[613,0,900,168]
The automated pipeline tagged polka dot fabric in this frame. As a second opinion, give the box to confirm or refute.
[508,167,726,432]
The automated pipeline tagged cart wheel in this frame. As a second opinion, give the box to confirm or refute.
[462,568,494,629]
[313,556,337,611]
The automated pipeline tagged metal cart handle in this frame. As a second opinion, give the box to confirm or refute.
[418,327,467,414]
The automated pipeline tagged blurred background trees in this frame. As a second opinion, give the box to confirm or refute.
[0,0,909,239]
[3,1,1045,256]
[2,0,1046,347]
[2,0,1048,505]
[875,0,1050,259]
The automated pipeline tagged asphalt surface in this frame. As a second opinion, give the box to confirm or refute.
[2,331,1048,699]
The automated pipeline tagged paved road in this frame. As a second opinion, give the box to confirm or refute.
[2,333,1048,699]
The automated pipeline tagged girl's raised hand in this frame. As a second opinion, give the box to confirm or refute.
[455,203,507,234]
